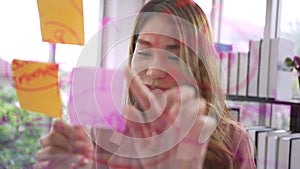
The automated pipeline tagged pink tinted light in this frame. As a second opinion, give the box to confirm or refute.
[68,67,126,131]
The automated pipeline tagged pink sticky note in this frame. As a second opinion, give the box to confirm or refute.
[68,67,126,131]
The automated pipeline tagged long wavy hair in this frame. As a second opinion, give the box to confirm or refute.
[127,0,238,168]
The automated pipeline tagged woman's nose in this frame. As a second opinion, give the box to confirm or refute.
[146,67,168,80]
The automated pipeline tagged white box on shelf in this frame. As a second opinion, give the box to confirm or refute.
[248,40,261,97]
[245,125,269,159]
[258,39,270,98]
[268,38,295,98]
[256,128,275,169]
[275,71,294,101]
[219,52,229,95]
[237,52,249,96]
[290,138,300,169]
[228,52,238,95]
[277,133,300,169]
[265,130,291,169]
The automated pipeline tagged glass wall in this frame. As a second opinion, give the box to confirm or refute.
[194,0,266,52]
[193,0,212,24]
[0,1,100,167]
[0,1,99,70]
[280,0,300,56]
[0,0,299,167]
[221,0,266,52]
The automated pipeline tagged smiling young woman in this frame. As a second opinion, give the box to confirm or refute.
[34,1,256,169]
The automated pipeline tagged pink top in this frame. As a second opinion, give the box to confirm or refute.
[90,120,256,169]
[227,121,256,169]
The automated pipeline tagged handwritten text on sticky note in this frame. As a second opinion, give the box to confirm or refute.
[12,59,62,117]
[37,0,84,45]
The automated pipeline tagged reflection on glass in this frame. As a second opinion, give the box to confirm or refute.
[221,0,266,52]
[193,0,212,25]
[280,0,300,56]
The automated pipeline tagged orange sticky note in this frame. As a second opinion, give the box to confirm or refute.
[37,0,84,45]
[12,59,62,118]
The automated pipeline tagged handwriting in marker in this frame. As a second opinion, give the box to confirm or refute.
[12,59,62,118]
[37,0,84,45]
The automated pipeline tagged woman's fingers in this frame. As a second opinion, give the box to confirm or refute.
[164,86,211,142]
[72,141,92,154]
[35,146,68,161]
[40,119,91,150]
[126,66,166,124]
[165,85,206,120]
[34,153,90,169]
[33,161,49,169]
[125,71,210,140]
[39,130,69,149]
[52,119,90,142]
[36,119,93,168]
[196,115,217,143]
[36,141,91,161]
[52,119,76,140]
[74,126,91,142]
[164,85,198,108]
[124,106,152,138]
[125,66,151,111]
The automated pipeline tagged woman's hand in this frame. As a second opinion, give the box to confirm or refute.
[33,119,93,169]
[107,67,216,169]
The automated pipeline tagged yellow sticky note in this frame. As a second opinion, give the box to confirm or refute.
[12,59,62,118]
[37,0,84,45]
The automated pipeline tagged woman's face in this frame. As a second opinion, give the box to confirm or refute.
[131,15,193,92]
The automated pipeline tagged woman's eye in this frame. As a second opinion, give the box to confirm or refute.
[137,51,152,57]
[168,55,180,62]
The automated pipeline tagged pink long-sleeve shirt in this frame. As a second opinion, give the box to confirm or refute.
[90,120,256,169]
